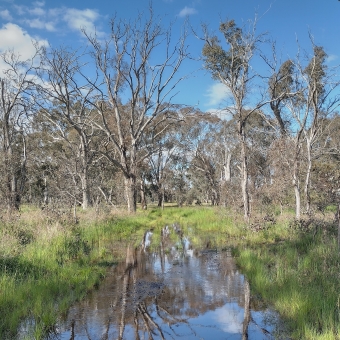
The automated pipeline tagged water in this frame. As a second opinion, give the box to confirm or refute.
[52,230,284,339]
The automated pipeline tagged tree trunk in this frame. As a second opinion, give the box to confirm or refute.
[2,80,14,211]
[157,189,163,207]
[140,178,147,210]
[79,134,90,210]
[293,142,301,220]
[304,139,312,216]
[337,204,340,251]
[4,129,20,211]
[294,183,301,220]
[240,132,250,221]
[125,175,137,213]
[80,172,90,210]
[161,189,165,210]
[224,152,231,182]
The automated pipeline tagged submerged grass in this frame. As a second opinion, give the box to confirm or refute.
[1,204,340,339]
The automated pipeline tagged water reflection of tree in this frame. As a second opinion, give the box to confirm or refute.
[60,238,267,339]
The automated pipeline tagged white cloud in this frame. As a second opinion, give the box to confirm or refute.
[178,6,197,17]
[0,23,48,58]
[326,54,338,63]
[28,7,46,16]
[63,8,99,34]
[205,82,230,106]
[25,18,55,31]
[214,304,243,334]
[4,3,103,37]
[33,1,45,6]
[48,8,63,18]
[0,9,12,21]
[13,5,25,16]
[0,23,48,77]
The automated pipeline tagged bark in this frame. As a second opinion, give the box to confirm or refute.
[240,125,250,220]
[304,139,312,216]
[80,174,89,210]
[293,148,301,220]
[3,99,20,211]
[337,204,340,251]
[224,152,231,182]
[270,103,287,136]
[157,189,163,208]
[140,178,147,210]
[125,175,137,213]
[161,190,165,210]
[78,130,91,210]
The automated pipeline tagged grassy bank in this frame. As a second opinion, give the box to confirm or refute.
[0,207,152,339]
[236,220,340,339]
[1,205,339,339]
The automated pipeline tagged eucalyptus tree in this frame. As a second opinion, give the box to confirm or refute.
[36,47,98,209]
[202,19,270,219]
[146,127,182,208]
[301,45,339,215]
[268,58,295,136]
[283,43,339,218]
[187,115,229,206]
[0,48,41,211]
[84,8,190,213]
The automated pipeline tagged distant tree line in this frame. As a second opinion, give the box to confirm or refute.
[1,10,340,221]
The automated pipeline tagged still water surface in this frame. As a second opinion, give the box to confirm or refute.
[55,229,283,339]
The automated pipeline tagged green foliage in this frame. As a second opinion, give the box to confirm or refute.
[237,222,340,339]
[202,20,249,82]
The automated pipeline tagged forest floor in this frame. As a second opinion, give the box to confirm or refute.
[0,204,339,339]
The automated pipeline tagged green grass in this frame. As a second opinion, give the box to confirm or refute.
[235,219,340,339]
[0,208,152,339]
[1,204,340,339]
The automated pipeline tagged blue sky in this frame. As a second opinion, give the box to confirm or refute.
[0,0,339,113]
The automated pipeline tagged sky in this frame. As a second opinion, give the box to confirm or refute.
[0,0,339,114]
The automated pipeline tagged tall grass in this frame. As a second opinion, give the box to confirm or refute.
[0,207,151,339]
[1,204,340,339]
[235,217,340,339]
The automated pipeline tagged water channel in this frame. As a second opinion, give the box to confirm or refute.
[53,226,285,339]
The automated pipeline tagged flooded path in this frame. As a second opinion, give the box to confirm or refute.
[55,228,283,339]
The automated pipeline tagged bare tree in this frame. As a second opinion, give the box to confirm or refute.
[84,7,190,213]
[36,47,98,209]
[0,48,40,211]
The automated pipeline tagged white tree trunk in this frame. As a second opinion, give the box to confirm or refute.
[304,139,312,216]
[240,135,250,221]
[224,152,231,182]
[125,176,137,213]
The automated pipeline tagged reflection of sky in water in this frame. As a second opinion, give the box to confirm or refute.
[213,303,243,333]
[51,243,280,340]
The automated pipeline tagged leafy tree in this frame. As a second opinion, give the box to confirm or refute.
[202,19,270,220]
